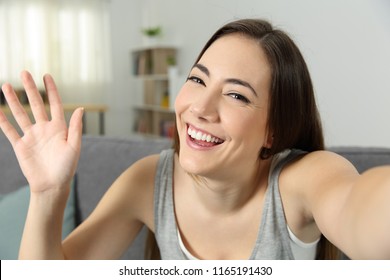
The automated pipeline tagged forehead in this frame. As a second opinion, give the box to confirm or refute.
[198,34,271,90]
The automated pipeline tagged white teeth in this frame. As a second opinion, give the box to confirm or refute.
[190,130,196,139]
[187,127,222,143]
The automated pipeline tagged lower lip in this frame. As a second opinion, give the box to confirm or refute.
[185,132,222,150]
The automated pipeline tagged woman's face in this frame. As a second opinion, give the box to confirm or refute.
[175,34,272,179]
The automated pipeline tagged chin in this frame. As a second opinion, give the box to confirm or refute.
[178,147,215,177]
[178,148,202,175]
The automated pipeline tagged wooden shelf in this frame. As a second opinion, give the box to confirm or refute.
[134,74,168,81]
[131,46,177,138]
[134,104,174,113]
[1,104,108,135]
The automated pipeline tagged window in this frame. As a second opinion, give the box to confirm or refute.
[0,0,112,102]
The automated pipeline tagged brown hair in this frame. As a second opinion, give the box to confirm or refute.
[146,18,340,260]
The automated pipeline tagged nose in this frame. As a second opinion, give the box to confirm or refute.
[189,88,220,122]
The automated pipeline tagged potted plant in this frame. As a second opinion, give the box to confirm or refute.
[141,26,162,46]
[166,55,176,67]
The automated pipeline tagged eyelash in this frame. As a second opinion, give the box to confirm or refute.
[226,92,250,104]
[187,75,204,85]
[186,75,250,104]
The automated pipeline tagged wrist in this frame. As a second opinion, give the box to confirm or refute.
[29,183,71,213]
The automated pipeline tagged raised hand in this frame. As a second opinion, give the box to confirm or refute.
[0,71,84,192]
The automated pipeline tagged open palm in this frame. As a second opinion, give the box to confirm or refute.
[0,71,83,192]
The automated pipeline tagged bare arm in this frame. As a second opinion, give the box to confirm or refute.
[299,152,390,259]
[61,155,157,259]
[1,71,157,259]
[337,166,390,259]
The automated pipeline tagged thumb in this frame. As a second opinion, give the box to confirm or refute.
[68,107,84,150]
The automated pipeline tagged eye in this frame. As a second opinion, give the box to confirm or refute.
[187,76,205,86]
[227,92,250,104]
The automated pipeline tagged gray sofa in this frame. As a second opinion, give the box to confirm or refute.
[1,133,390,259]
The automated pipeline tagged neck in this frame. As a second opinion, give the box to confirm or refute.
[188,158,272,215]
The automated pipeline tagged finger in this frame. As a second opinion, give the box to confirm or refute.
[21,70,49,122]
[1,83,33,132]
[43,73,65,122]
[0,110,21,144]
[67,107,84,151]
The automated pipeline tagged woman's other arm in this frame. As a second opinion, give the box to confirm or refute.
[0,71,83,259]
[0,71,157,259]
[289,151,390,259]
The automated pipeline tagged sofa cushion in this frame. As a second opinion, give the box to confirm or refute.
[0,134,27,193]
[0,180,77,260]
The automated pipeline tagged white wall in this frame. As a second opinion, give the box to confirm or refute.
[104,0,141,137]
[108,0,390,147]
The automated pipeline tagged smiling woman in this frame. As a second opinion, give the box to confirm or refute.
[0,18,390,261]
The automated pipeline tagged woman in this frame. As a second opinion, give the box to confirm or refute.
[0,19,389,260]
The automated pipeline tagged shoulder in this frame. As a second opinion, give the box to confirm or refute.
[285,149,357,175]
[285,150,359,187]
[279,150,360,237]
[281,149,359,205]
[116,152,162,204]
[120,152,162,183]
[99,152,163,229]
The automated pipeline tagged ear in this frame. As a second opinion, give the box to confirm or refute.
[259,131,274,160]
[263,130,274,149]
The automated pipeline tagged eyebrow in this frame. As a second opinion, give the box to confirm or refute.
[193,63,258,97]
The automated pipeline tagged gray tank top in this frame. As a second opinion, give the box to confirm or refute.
[154,148,305,259]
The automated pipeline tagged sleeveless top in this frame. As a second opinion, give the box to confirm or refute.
[154,148,311,260]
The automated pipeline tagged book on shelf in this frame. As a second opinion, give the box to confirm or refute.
[160,120,175,138]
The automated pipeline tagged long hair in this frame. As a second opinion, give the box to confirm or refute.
[146,18,340,260]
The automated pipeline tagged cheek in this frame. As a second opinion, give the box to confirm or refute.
[174,85,190,113]
[227,111,268,144]
[174,85,192,133]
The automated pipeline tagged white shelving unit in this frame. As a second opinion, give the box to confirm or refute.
[131,47,177,138]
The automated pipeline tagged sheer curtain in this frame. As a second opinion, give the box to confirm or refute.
[0,0,112,103]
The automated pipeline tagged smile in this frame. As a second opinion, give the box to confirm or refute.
[187,125,224,145]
